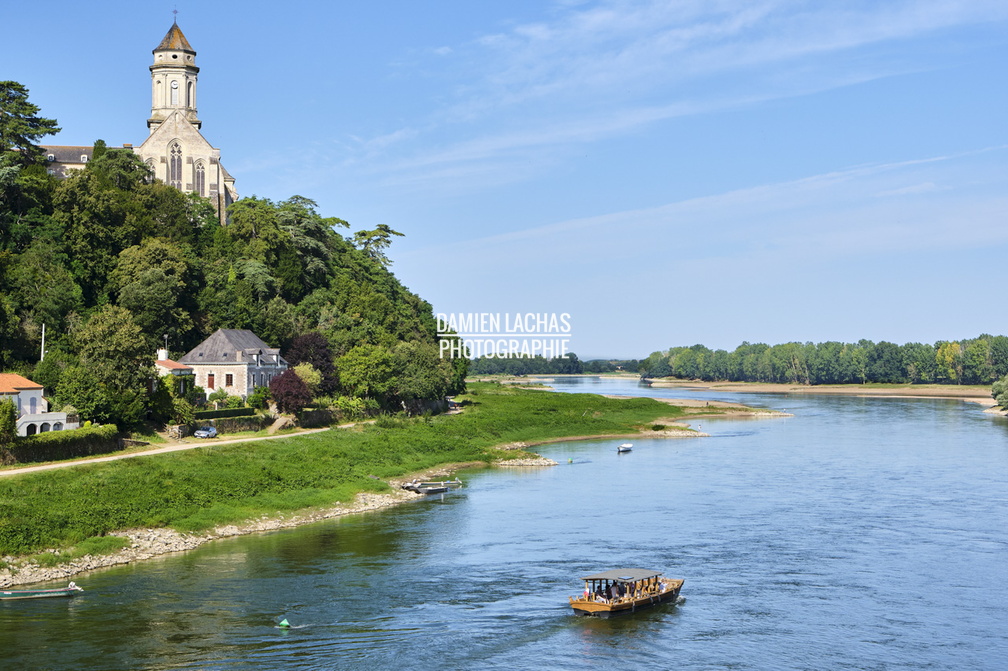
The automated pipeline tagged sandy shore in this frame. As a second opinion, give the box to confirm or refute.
[645,379,999,404]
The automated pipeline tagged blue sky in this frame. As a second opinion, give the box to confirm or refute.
[5,1,1007,358]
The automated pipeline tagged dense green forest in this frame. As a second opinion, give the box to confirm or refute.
[0,81,465,429]
[640,338,1008,386]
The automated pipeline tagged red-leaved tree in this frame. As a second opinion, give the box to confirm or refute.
[269,369,312,413]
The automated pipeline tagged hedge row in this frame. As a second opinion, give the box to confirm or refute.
[1,424,121,465]
[186,416,272,435]
[194,407,256,420]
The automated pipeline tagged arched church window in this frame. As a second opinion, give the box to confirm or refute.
[171,80,179,105]
[195,162,205,196]
[169,143,182,189]
[187,81,194,108]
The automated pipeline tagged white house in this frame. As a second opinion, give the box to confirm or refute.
[0,373,80,436]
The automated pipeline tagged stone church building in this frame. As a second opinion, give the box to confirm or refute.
[42,22,237,224]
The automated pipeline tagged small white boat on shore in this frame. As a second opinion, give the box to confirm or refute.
[402,478,463,495]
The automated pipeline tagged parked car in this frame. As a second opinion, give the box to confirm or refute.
[193,426,217,438]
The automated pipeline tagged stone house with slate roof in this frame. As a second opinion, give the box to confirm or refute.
[41,21,237,226]
[178,329,288,400]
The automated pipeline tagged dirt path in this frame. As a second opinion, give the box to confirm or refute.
[0,427,332,478]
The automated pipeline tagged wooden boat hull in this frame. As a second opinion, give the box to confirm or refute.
[570,579,683,618]
[0,583,83,600]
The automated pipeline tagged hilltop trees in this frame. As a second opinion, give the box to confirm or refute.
[0,82,60,160]
[0,83,466,427]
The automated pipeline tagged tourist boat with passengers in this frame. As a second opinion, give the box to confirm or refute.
[0,582,83,600]
[570,569,683,617]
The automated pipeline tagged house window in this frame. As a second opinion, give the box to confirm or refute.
[47,154,54,161]
[169,142,182,189]
[195,162,205,196]
[81,155,89,162]
[225,374,234,387]
[207,373,215,389]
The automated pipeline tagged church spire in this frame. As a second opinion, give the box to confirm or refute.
[148,21,200,132]
[155,20,195,53]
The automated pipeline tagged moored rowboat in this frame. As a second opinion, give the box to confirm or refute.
[617,443,633,453]
[570,569,682,618]
[402,478,463,495]
[0,582,83,600]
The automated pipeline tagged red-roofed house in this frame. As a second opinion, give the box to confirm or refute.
[155,348,195,396]
[0,373,80,436]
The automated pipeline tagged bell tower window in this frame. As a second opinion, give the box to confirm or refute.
[171,80,179,105]
[169,143,182,189]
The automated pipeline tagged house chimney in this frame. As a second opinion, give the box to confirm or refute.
[157,348,169,360]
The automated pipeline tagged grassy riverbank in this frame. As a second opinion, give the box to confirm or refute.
[0,383,703,562]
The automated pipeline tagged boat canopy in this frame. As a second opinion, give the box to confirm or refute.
[580,569,662,583]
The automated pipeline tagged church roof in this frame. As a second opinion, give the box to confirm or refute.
[155,22,194,53]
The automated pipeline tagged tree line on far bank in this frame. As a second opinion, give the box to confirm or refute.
[467,353,642,376]
[640,337,1008,387]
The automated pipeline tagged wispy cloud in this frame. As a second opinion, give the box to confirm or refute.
[399,145,1008,260]
[343,1,1008,192]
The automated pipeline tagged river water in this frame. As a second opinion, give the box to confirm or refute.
[3,378,1007,670]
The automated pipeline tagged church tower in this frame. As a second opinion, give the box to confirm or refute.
[136,21,237,225]
[148,22,201,131]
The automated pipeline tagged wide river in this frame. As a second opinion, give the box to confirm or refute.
[3,377,1007,670]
